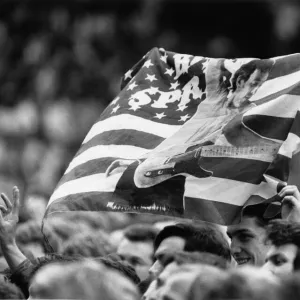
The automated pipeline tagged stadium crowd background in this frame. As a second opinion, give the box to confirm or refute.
[0,0,298,252]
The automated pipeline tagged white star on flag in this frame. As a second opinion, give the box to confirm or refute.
[165,68,175,76]
[154,112,166,119]
[170,81,180,90]
[177,104,187,111]
[144,59,154,68]
[160,53,168,63]
[111,96,120,105]
[111,104,120,114]
[124,69,133,80]
[145,74,157,82]
[128,81,138,91]
[128,102,140,111]
[179,114,190,122]
[149,86,159,95]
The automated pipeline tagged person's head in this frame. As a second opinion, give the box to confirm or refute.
[0,277,25,299]
[29,259,140,300]
[150,264,226,300]
[150,222,231,278]
[61,230,115,258]
[144,251,229,300]
[227,205,272,266]
[227,59,274,109]
[203,266,279,300]
[96,255,141,285]
[262,220,300,277]
[117,224,158,281]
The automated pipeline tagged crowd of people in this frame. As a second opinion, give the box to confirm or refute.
[0,184,297,299]
[0,0,300,299]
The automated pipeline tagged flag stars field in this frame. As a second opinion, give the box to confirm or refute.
[110,96,120,105]
[144,59,154,68]
[111,104,120,114]
[177,104,188,111]
[165,68,175,76]
[127,81,138,90]
[124,69,133,80]
[154,112,166,119]
[160,53,168,63]
[179,114,190,122]
[149,86,159,94]
[170,81,180,90]
[145,74,157,82]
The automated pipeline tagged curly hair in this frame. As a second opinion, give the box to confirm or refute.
[266,220,300,247]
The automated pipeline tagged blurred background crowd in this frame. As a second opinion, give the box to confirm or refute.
[0,0,299,239]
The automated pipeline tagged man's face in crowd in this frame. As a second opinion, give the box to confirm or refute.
[144,264,201,300]
[143,261,179,300]
[148,236,185,279]
[227,216,270,266]
[228,69,269,109]
[262,243,298,277]
[117,237,154,281]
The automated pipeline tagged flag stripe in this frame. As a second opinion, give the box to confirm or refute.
[65,145,149,174]
[184,177,261,206]
[59,158,118,186]
[246,94,300,119]
[278,133,300,158]
[45,192,114,216]
[77,130,164,157]
[48,173,123,206]
[269,54,300,80]
[290,111,300,137]
[184,196,241,225]
[200,156,271,184]
[265,154,290,182]
[251,69,300,102]
[252,81,300,107]
[83,114,181,144]
[243,115,293,141]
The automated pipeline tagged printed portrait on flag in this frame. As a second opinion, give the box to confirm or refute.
[45,48,300,226]
[106,56,278,209]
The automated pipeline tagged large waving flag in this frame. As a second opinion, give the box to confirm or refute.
[44,48,300,226]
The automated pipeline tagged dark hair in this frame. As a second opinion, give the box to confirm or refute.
[123,224,158,243]
[95,256,140,285]
[266,220,300,247]
[154,222,231,262]
[0,278,25,299]
[293,248,300,271]
[242,204,272,228]
[161,251,229,270]
[231,59,273,92]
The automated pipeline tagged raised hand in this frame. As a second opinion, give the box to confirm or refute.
[0,186,27,271]
[280,185,300,222]
[0,186,20,245]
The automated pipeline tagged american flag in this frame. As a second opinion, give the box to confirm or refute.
[44,48,300,226]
